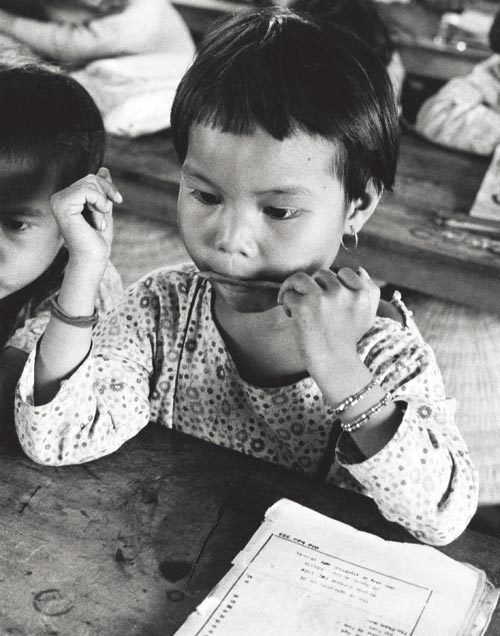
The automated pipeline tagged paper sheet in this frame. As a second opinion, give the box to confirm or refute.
[174,499,498,636]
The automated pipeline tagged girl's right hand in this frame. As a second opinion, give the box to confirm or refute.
[50,167,122,268]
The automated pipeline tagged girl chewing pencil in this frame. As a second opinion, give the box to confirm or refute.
[15,9,478,546]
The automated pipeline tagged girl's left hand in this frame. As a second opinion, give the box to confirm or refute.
[278,267,380,381]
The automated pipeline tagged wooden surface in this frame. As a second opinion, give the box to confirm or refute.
[105,130,500,313]
[0,425,499,635]
[397,38,487,81]
[376,1,490,81]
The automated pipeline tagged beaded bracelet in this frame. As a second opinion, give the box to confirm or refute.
[332,378,378,417]
[50,294,98,328]
[341,393,392,434]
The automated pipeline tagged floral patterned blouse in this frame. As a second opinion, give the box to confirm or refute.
[15,264,478,545]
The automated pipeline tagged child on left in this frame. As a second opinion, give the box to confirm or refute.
[0,65,123,428]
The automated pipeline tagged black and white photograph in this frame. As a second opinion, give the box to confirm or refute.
[0,0,500,634]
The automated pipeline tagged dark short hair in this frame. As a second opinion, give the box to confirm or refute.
[0,65,105,190]
[171,8,399,201]
[290,0,394,67]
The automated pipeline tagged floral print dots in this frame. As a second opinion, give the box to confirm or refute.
[15,265,478,545]
[276,428,292,441]
[418,405,432,419]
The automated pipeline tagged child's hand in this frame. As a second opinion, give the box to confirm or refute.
[50,167,122,267]
[277,267,380,382]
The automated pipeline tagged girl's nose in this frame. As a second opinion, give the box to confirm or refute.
[214,207,257,257]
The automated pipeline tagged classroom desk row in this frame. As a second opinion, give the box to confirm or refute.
[1,426,500,635]
[105,130,500,314]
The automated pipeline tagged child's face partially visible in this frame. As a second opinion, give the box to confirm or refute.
[0,158,63,300]
[178,124,356,313]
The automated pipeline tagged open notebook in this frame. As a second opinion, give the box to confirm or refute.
[175,499,498,636]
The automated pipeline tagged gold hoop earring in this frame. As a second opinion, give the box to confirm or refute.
[340,226,358,252]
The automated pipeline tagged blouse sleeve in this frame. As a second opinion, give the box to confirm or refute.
[335,294,478,545]
[14,275,167,466]
[415,55,500,156]
[6,311,50,355]
[2,0,192,64]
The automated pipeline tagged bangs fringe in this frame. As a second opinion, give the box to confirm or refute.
[171,8,399,200]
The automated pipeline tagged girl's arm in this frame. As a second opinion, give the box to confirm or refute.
[279,268,402,459]
[279,272,478,545]
[338,318,478,546]
[415,55,500,156]
[15,275,162,465]
[14,167,157,465]
[34,167,121,404]
[0,0,193,65]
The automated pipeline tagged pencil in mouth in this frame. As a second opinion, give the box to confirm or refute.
[196,270,281,290]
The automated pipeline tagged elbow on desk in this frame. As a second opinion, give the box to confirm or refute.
[418,487,479,546]
[19,441,68,467]
[418,518,471,547]
[16,428,87,467]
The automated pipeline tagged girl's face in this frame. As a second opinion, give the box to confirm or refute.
[0,158,63,300]
[178,124,378,313]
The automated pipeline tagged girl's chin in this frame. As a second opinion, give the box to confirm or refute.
[213,284,279,313]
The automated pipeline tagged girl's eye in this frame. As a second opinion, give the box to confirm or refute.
[264,207,299,220]
[1,219,30,232]
[190,189,221,206]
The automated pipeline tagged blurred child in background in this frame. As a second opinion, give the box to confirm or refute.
[0,0,196,136]
[416,8,500,155]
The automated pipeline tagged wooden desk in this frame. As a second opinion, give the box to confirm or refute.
[397,37,487,81]
[1,426,499,635]
[376,2,489,81]
[105,131,500,313]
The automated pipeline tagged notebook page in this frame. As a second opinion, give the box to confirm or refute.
[174,499,491,636]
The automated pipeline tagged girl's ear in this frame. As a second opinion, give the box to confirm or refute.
[343,180,382,235]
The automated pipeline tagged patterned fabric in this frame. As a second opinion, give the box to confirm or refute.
[405,290,500,505]
[15,264,478,545]
[415,54,500,156]
[7,261,123,354]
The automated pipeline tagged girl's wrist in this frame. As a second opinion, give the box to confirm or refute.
[313,353,372,406]
[58,258,105,316]
[346,401,402,459]
[66,254,108,285]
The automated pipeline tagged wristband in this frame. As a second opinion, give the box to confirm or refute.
[331,378,378,417]
[341,393,392,433]
[50,294,98,328]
